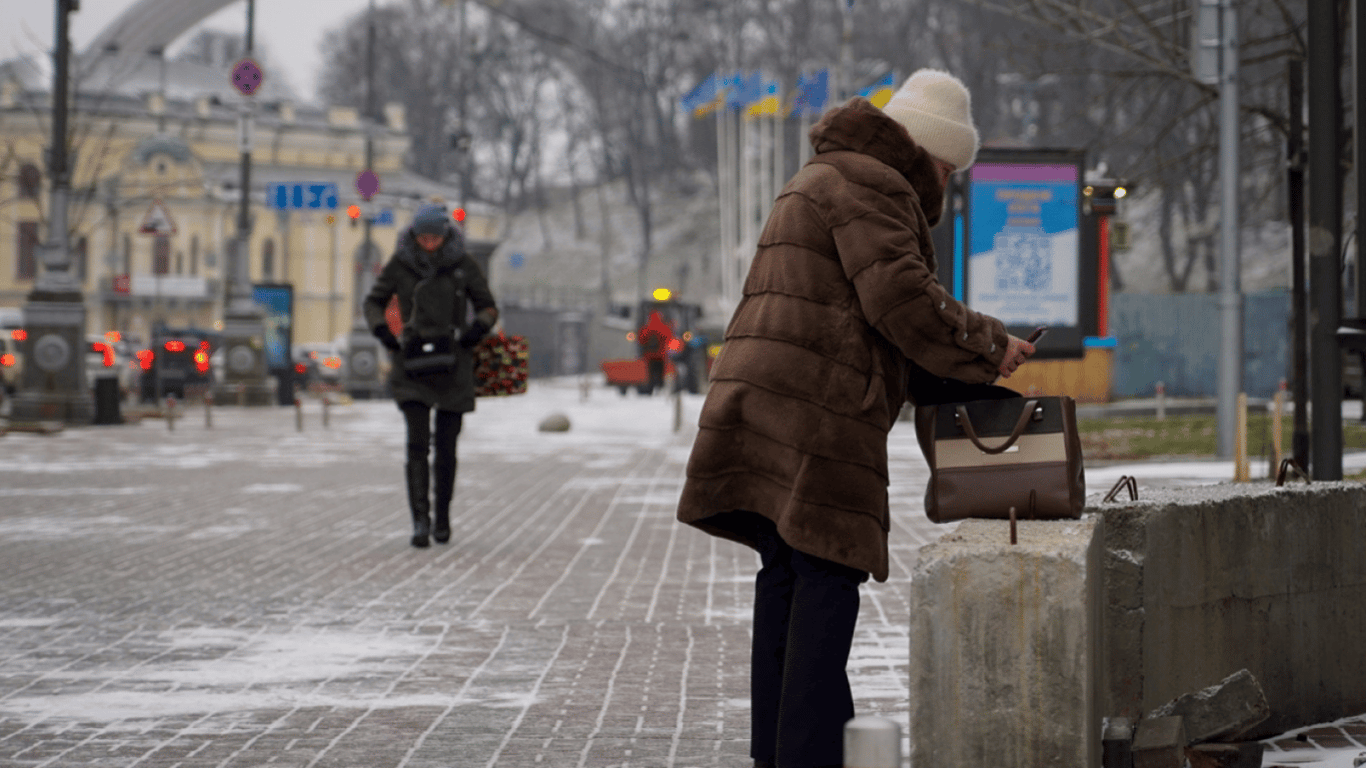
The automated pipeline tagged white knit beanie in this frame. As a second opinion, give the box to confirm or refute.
[881,68,980,170]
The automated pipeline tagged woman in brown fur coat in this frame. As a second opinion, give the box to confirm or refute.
[676,70,1036,768]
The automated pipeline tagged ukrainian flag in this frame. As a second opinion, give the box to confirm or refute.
[746,77,781,117]
[860,71,897,108]
[791,69,829,116]
[680,72,725,118]
[727,71,762,112]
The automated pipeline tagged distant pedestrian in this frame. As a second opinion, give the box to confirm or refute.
[676,69,1035,768]
[364,205,498,548]
[638,311,675,395]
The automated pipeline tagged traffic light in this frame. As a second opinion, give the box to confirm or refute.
[347,204,362,227]
[453,208,466,223]
[652,287,673,301]
[1083,181,1129,216]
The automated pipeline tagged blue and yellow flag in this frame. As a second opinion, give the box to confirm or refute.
[680,72,726,118]
[859,71,897,108]
[727,71,763,112]
[746,77,781,117]
[791,69,829,116]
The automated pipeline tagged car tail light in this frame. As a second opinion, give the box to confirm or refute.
[295,363,307,375]
[164,340,186,353]
[136,349,154,370]
[0,353,14,367]
[10,329,26,342]
[323,356,341,369]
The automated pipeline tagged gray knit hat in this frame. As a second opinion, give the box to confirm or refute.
[410,205,449,236]
[881,69,980,170]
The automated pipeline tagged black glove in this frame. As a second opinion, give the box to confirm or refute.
[459,320,491,349]
[373,325,401,352]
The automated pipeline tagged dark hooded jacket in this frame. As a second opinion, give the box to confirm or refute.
[676,98,1009,582]
[363,222,497,412]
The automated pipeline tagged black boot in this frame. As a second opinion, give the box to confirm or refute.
[432,453,455,544]
[405,460,431,548]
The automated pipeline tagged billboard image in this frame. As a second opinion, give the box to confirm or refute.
[966,161,1080,328]
[252,283,293,373]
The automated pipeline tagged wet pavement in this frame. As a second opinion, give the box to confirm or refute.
[0,379,1362,767]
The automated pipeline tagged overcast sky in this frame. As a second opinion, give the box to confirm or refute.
[1,0,377,102]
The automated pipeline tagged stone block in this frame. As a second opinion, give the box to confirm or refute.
[1132,716,1186,768]
[1148,669,1269,743]
[1185,742,1266,768]
[909,517,1103,768]
[538,412,571,432]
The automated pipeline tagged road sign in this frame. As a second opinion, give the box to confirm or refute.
[356,169,380,200]
[231,58,264,96]
[138,200,177,235]
[267,183,339,210]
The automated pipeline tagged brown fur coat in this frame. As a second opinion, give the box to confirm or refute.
[676,98,1009,582]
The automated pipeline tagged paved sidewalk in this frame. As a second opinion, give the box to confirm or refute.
[0,381,938,767]
[2,379,1362,767]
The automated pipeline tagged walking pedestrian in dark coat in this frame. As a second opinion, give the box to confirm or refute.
[363,205,498,548]
[676,70,1037,768]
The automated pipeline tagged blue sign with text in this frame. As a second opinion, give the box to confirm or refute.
[267,183,339,211]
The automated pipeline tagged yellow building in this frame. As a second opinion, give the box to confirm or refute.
[0,41,499,355]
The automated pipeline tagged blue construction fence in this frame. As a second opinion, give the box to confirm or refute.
[1110,290,1292,399]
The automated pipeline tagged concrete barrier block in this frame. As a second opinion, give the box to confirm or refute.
[909,516,1103,768]
[1132,715,1186,768]
[1148,668,1269,743]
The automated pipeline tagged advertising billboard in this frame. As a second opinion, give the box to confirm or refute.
[961,149,1093,359]
[252,283,293,373]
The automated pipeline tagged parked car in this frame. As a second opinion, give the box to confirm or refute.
[292,342,346,386]
[0,332,20,396]
[138,328,218,402]
[85,334,137,396]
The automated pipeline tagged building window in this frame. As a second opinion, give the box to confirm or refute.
[17,164,40,199]
[175,251,183,275]
[261,238,275,280]
[17,221,39,279]
[153,236,170,275]
[190,235,199,275]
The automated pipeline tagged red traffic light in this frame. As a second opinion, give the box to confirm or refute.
[347,204,362,219]
[453,208,466,222]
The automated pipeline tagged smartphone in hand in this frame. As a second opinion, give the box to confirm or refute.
[1026,326,1048,344]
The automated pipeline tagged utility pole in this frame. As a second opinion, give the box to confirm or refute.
[1307,0,1344,479]
[14,0,94,424]
[1214,0,1242,460]
[216,0,270,405]
[1288,59,1309,472]
[345,0,384,400]
[837,0,854,104]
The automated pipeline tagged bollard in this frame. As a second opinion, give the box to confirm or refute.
[1235,392,1250,480]
[579,374,591,403]
[205,391,213,429]
[844,715,900,768]
[237,382,246,407]
[673,388,683,433]
[322,395,330,429]
[1270,380,1285,478]
[294,398,303,432]
[165,395,177,432]
[1155,381,1166,420]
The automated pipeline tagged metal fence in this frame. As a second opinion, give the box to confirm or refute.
[1109,290,1291,398]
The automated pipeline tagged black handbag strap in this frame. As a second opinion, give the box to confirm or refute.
[954,399,1040,455]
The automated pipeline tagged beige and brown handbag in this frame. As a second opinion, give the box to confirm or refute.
[914,396,1086,523]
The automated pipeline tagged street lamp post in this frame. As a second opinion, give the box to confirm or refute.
[216,0,270,405]
[14,0,94,424]
[346,0,384,399]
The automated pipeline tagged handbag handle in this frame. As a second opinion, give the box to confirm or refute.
[953,399,1040,455]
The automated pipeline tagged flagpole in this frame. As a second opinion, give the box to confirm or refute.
[772,111,785,205]
[717,107,733,308]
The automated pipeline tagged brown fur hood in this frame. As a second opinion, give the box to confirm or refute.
[808,97,946,227]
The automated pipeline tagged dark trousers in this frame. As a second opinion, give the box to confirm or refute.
[399,402,463,514]
[750,520,868,768]
[646,358,665,394]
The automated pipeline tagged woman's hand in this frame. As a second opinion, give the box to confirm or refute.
[997,334,1036,379]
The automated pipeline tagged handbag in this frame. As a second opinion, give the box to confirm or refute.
[402,334,457,378]
[914,395,1085,523]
